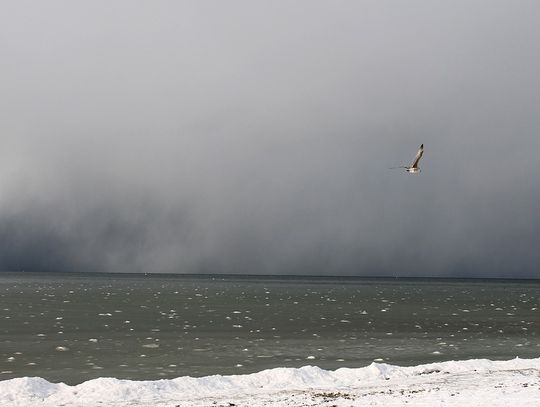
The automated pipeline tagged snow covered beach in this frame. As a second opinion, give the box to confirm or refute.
[2,357,539,406]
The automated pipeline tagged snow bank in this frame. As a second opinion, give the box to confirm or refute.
[1,358,539,406]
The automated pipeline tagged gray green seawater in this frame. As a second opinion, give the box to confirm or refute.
[0,272,538,384]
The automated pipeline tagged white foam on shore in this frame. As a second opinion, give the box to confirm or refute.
[1,357,540,406]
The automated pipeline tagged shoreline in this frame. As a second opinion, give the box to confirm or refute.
[2,357,539,406]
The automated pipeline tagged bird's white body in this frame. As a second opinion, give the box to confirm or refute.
[406,168,420,174]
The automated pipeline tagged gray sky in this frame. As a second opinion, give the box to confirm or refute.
[1,1,540,277]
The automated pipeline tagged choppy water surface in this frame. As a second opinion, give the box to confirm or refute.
[0,273,538,384]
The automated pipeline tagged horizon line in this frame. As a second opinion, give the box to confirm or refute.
[0,270,538,282]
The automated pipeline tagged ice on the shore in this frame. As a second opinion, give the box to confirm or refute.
[1,357,540,406]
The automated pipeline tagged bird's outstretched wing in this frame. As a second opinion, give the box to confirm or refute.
[410,144,424,168]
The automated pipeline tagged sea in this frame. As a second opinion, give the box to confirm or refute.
[0,272,538,385]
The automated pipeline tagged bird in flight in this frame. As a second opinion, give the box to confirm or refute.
[390,144,424,173]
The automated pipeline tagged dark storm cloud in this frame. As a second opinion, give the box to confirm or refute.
[1,1,540,277]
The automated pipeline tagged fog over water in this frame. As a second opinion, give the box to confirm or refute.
[1,1,540,276]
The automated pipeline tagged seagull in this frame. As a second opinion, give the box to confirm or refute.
[390,144,424,174]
